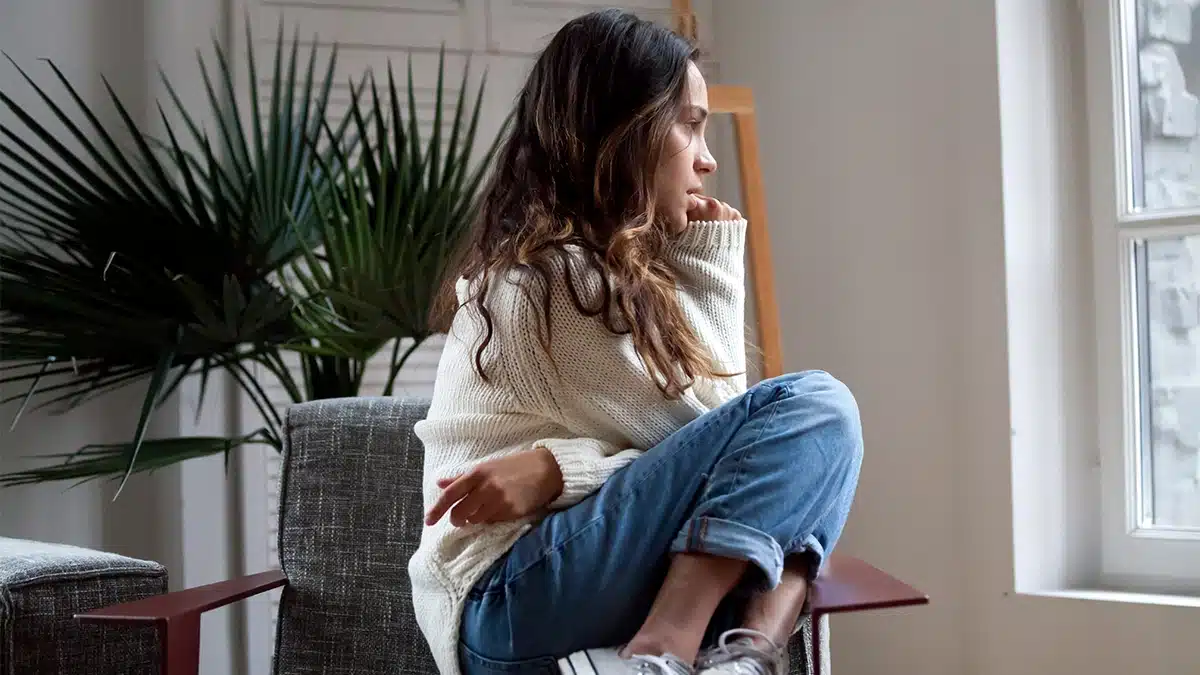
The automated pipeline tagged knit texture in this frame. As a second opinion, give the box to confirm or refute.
[409,219,748,675]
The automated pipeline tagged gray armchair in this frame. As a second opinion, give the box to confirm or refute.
[80,397,926,675]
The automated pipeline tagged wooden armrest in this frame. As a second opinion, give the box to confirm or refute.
[810,552,928,616]
[77,569,286,623]
[76,569,287,675]
[806,553,927,675]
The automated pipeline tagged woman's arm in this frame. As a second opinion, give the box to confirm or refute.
[662,217,749,398]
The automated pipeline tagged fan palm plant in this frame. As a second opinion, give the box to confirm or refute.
[285,53,503,402]
[0,23,504,494]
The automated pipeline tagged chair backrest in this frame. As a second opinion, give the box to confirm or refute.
[273,396,433,675]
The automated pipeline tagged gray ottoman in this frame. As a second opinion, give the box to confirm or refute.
[0,537,165,675]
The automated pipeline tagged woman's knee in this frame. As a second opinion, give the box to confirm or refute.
[766,369,856,406]
[774,370,863,462]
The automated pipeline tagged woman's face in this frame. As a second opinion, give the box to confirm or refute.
[654,61,717,233]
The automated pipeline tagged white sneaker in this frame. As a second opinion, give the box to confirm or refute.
[694,629,787,675]
[557,647,694,674]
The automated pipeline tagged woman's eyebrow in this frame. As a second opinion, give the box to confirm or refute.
[688,105,709,120]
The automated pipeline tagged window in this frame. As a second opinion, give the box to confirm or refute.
[1086,0,1200,584]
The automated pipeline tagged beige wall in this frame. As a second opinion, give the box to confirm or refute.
[712,1,1198,673]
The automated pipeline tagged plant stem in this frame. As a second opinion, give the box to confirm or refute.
[260,347,304,405]
[227,360,283,437]
[383,336,424,397]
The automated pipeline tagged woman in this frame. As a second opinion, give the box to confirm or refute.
[409,9,863,675]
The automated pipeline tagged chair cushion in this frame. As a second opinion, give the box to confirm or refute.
[0,537,165,675]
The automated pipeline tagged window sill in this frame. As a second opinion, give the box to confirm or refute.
[1019,588,1200,609]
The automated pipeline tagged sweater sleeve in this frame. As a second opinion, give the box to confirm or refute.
[532,437,643,509]
[662,219,750,400]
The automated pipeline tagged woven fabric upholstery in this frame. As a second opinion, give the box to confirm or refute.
[0,537,164,675]
[790,614,829,675]
[275,397,434,675]
[275,396,825,675]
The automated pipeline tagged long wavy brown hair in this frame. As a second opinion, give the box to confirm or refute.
[436,8,725,400]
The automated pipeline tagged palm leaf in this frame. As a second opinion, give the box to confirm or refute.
[0,430,277,488]
[284,49,510,397]
[0,19,341,487]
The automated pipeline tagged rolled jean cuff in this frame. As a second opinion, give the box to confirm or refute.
[790,533,827,581]
[670,516,786,588]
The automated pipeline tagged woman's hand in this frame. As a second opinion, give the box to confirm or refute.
[425,448,565,527]
[686,194,742,223]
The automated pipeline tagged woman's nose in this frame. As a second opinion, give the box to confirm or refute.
[696,148,717,174]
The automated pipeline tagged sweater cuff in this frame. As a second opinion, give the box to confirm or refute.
[533,437,630,509]
[538,439,601,508]
[670,218,747,253]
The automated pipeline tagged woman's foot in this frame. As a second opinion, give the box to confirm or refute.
[557,648,694,674]
[694,629,787,675]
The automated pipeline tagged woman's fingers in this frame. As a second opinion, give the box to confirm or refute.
[686,195,716,221]
[467,500,503,525]
[686,195,742,222]
[425,471,482,525]
[449,486,491,527]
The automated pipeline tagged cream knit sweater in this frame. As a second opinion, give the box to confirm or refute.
[409,219,748,675]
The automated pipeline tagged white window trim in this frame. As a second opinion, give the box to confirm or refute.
[1082,0,1200,589]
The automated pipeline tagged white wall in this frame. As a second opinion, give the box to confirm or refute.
[713,1,1200,674]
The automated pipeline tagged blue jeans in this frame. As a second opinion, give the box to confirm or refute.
[458,371,864,675]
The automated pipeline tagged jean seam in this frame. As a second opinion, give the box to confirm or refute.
[495,407,735,588]
[459,640,557,673]
[724,387,784,510]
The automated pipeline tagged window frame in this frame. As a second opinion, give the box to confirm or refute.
[1084,0,1200,587]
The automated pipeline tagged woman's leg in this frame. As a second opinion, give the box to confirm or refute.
[735,436,860,648]
[736,556,811,645]
[704,397,864,650]
[620,552,748,660]
[626,370,863,662]
[458,370,863,672]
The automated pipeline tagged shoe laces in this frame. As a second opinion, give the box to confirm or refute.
[630,653,694,675]
[695,629,786,675]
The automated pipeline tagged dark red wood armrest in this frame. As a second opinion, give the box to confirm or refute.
[76,569,287,675]
[807,553,928,675]
[810,553,928,616]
